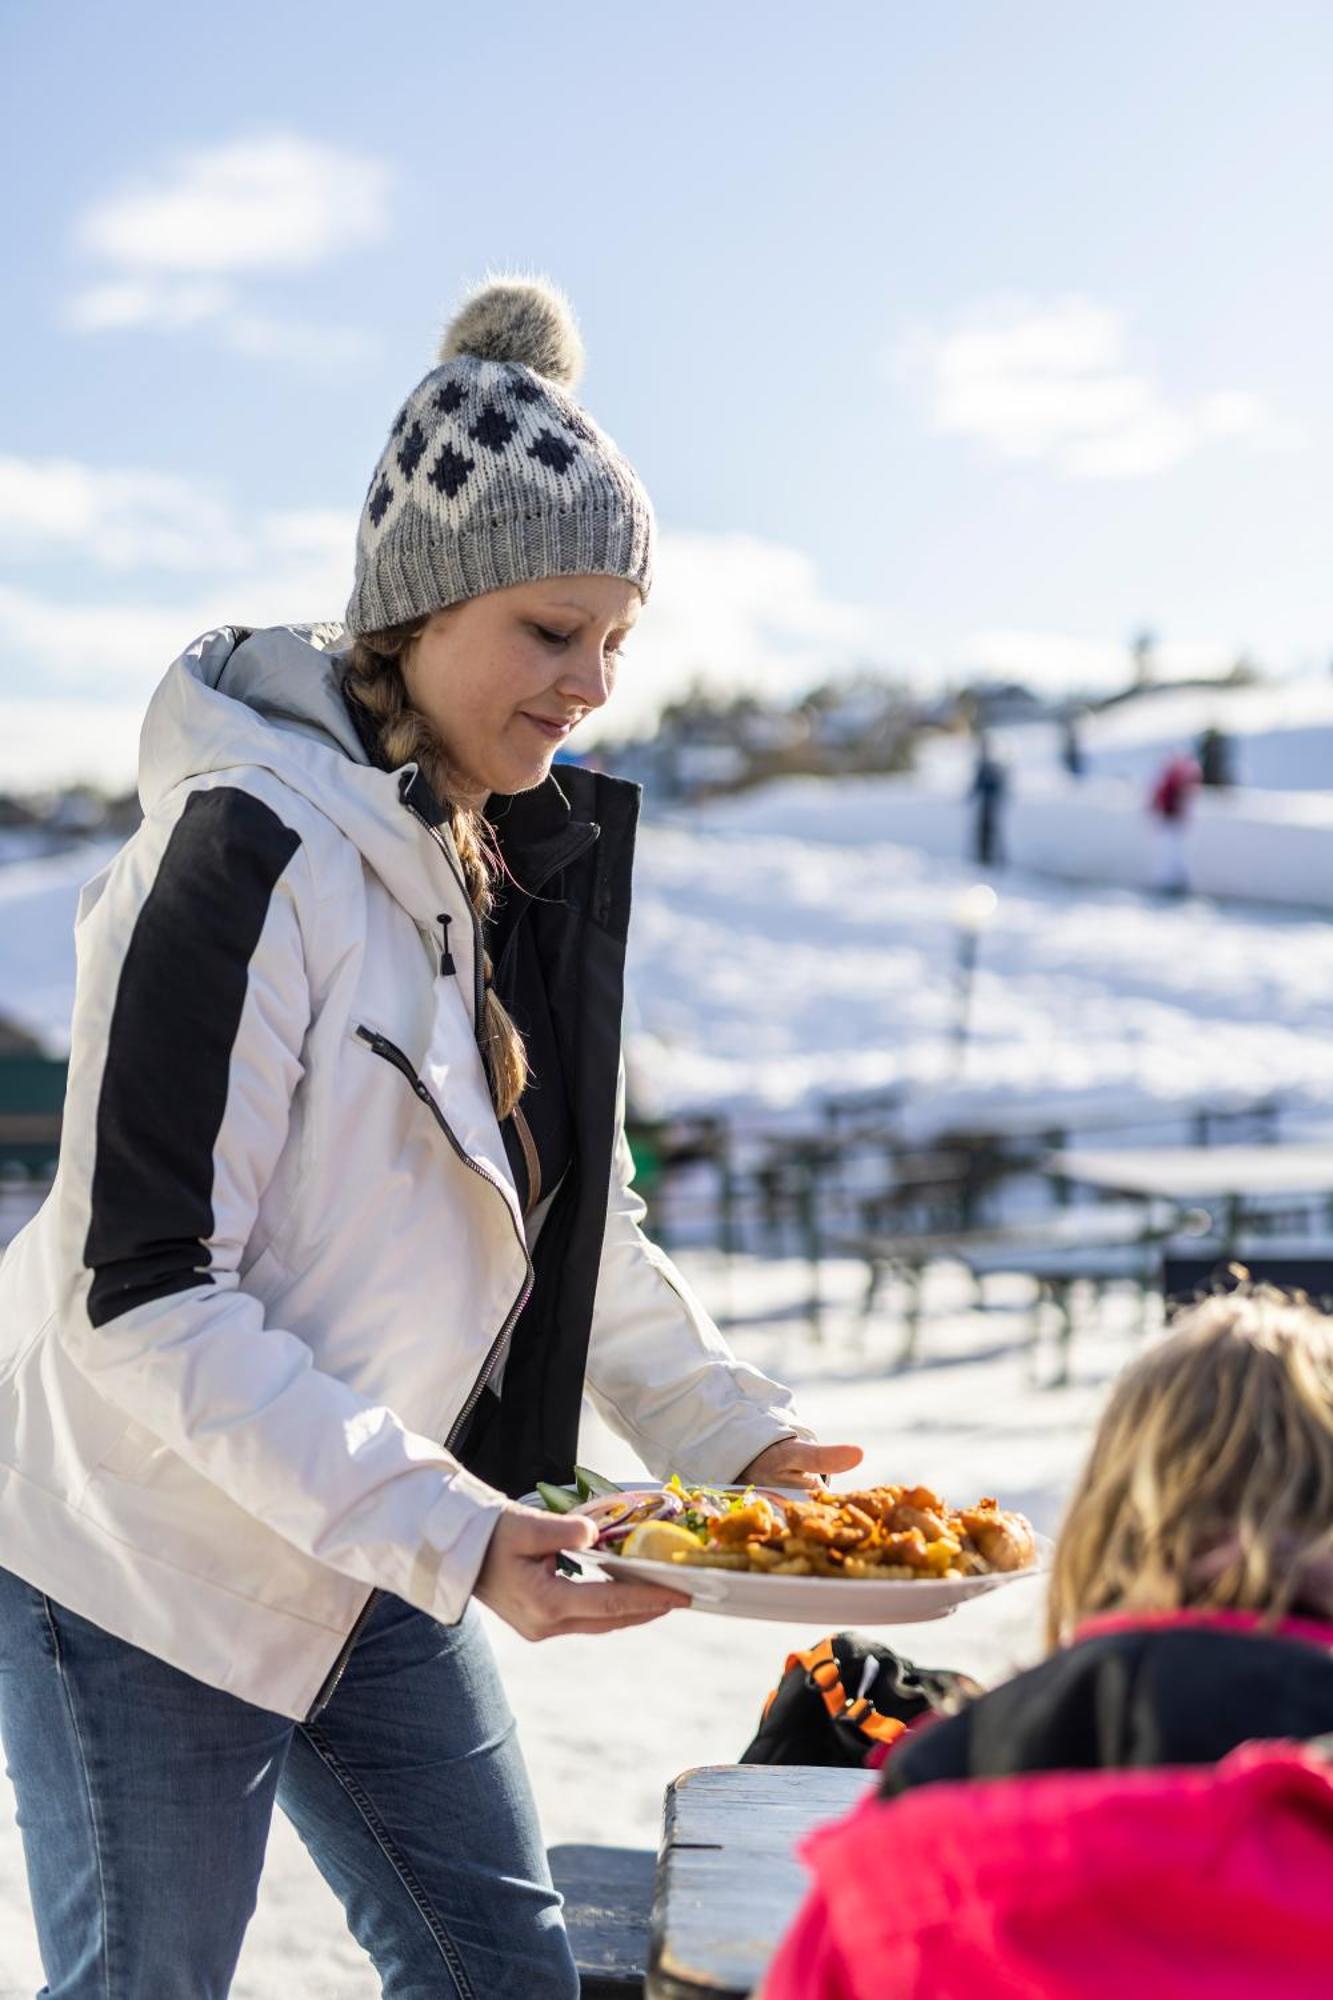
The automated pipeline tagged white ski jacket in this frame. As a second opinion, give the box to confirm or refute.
[0,623,811,1720]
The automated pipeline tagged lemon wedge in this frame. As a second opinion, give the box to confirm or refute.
[621,1521,703,1563]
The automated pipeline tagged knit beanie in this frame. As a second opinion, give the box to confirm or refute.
[344,277,655,639]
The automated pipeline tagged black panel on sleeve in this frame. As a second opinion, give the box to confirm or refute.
[84,786,302,1328]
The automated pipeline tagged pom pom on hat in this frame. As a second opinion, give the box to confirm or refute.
[439,275,585,388]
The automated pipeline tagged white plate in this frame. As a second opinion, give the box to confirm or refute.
[524,1483,1049,1625]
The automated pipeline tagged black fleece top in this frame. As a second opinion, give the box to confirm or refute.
[340,683,584,1217]
[882,1615,1333,1794]
[341,677,641,1497]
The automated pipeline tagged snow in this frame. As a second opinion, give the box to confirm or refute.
[0,839,117,1050]
[9,821,1333,1161]
[696,765,1333,911]
[924,669,1333,793]
[885,670,1333,906]
[623,809,1333,1134]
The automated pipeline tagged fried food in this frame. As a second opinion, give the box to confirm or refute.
[710,1498,785,1546]
[675,1482,1036,1581]
[957,1498,1038,1572]
[559,1471,1038,1583]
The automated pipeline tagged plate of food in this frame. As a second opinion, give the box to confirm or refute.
[527,1469,1046,1624]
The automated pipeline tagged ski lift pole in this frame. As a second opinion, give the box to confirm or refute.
[952,884,998,1072]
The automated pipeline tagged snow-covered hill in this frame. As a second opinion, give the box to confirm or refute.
[7,819,1329,1147]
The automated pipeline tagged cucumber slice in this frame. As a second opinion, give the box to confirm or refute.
[574,1465,622,1499]
[536,1481,580,1514]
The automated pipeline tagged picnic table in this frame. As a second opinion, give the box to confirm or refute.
[918,1086,1285,1153]
[648,1765,875,1999]
[1048,1142,1333,1247]
[835,1198,1206,1376]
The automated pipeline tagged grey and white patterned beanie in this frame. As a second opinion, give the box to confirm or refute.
[344,277,655,639]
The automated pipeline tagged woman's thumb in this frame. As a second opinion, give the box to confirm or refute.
[803,1443,864,1474]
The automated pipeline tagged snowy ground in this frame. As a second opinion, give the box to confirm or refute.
[625,807,1333,1133]
[8,822,1333,1158]
[787,671,1333,910]
[691,763,1333,912]
[0,1254,1135,1999]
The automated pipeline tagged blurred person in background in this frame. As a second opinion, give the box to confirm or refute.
[969,734,1009,869]
[1197,724,1235,790]
[1060,708,1086,779]
[1148,748,1201,895]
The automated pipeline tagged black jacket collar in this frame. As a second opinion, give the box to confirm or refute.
[340,681,600,886]
[883,1617,1333,1794]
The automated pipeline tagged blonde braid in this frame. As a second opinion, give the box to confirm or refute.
[343,626,530,1120]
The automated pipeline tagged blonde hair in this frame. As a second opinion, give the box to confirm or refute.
[342,618,529,1121]
[1047,1285,1333,1647]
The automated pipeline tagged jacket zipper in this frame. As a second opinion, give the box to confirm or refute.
[511,1100,541,1212]
[354,1024,535,1435]
[304,1024,534,1724]
[401,791,487,1037]
[308,779,588,1722]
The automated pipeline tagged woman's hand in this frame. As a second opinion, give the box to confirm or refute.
[473,1504,689,1641]
[736,1438,864,1493]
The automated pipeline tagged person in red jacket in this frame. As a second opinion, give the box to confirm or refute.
[1148,749,1202,894]
[762,1286,1333,1999]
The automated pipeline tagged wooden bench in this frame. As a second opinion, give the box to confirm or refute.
[833,1201,1208,1377]
[550,1842,655,1996]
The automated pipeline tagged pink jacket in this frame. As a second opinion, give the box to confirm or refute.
[762,1617,1333,2000]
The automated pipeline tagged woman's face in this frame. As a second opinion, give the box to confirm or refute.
[400,573,642,805]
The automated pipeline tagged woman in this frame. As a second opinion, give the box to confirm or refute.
[762,1287,1333,1999]
[0,277,858,1999]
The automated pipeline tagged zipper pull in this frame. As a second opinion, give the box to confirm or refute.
[437,914,456,978]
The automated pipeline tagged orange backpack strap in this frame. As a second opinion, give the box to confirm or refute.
[761,1637,840,1720]
[768,1639,908,1744]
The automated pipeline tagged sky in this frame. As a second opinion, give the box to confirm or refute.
[2,0,1331,787]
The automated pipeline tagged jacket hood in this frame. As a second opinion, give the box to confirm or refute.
[138,622,460,927]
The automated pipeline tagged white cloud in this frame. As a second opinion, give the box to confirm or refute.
[0,585,208,700]
[957,626,1235,694]
[73,134,392,274]
[0,490,355,729]
[0,454,356,583]
[66,277,237,333]
[897,297,1301,479]
[0,697,149,792]
[582,532,883,742]
[0,489,883,782]
[66,134,389,363]
[0,457,254,571]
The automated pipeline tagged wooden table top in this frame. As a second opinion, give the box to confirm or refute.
[1047,1141,1333,1202]
[647,1764,875,2000]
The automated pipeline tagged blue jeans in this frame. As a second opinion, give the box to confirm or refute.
[0,1568,577,1998]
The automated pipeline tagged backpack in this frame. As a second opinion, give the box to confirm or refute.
[740,1632,982,1769]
